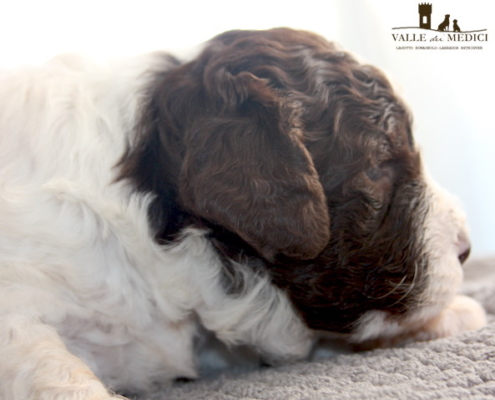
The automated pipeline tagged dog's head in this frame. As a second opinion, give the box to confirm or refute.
[121,28,472,341]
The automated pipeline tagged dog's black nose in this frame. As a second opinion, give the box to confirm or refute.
[458,246,471,264]
[457,232,471,264]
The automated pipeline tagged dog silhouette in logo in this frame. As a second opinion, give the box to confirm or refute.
[438,14,450,31]
[453,19,461,32]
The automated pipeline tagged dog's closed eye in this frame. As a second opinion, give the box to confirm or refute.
[366,166,388,181]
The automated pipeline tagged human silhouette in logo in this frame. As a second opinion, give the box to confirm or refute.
[453,19,461,32]
[438,14,450,31]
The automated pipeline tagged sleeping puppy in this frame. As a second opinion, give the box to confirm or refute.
[0,28,486,399]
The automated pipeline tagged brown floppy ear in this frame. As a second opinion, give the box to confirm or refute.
[179,71,330,261]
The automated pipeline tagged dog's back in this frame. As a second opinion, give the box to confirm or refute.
[0,54,204,394]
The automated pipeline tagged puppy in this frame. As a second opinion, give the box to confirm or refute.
[0,28,486,399]
[453,20,461,32]
[438,14,450,31]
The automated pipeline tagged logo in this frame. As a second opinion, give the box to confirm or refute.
[392,3,488,51]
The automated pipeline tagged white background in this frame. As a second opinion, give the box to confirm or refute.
[1,0,494,256]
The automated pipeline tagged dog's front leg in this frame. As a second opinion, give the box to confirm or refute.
[0,313,122,400]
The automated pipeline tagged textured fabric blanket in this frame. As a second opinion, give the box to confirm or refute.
[143,257,495,400]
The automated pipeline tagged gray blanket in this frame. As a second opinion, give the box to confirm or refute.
[145,257,495,400]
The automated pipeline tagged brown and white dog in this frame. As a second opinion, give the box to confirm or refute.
[0,28,486,399]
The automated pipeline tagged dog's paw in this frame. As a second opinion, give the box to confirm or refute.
[416,295,486,340]
[352,295,486,351]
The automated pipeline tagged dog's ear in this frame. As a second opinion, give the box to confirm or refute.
[179,71,330,261]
